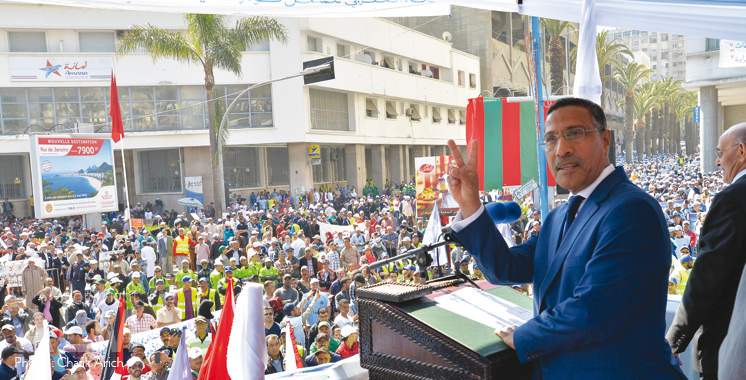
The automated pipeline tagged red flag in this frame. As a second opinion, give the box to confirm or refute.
[199,277,235,380]
[285,323,304,369]
[110,71,124,143]
[101,296,128,380]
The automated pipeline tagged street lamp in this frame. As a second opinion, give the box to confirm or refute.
[216,61,334,213]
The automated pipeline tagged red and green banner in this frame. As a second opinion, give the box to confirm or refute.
[465,97,556,191]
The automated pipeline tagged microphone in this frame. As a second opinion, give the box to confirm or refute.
[441,201,522,234]
[485,201,522,225]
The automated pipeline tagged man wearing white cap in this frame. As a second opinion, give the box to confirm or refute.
[188,347,203,378]
[126,357,145,380]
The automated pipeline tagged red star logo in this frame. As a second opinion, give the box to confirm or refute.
[46,60,61,77]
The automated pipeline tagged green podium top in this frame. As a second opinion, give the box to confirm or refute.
[396,282,534,357]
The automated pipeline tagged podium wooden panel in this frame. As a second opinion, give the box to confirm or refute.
[358,280,533,380]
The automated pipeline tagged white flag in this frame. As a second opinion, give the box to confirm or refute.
[572,0,603,106]
[423,201,448,267]
[227,283,267,380]
[25,322,51,380]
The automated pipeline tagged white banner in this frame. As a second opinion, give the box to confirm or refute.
[720,40,746,68]
[9,56,113,82]
[29,136,119,219]
[0,258,44,287]
[2,0,449,17]
[318,222,355,240]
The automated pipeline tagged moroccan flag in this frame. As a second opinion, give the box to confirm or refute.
[101,296,127,380]
[285,323,304,370]
[198,277,236,380]
[465,97,556,191]
[110,71,124,143]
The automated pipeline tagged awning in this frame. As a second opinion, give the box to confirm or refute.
[386,102,398,118]
[447,109,456,124]
[410,105,422,121]
[432,107,442,123]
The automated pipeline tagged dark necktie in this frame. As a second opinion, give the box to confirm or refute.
[565,195,586,231]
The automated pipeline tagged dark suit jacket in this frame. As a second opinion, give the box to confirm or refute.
[32,294,63,329]
[299,257,319,275]
[667,174,746,375]
[453,167,684,380]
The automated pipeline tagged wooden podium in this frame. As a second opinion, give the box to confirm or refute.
[357,279,533,380]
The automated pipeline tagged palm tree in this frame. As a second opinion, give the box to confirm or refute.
[595,31,632,108]
[681,92,698,155]
[614,61,653,163]
[570,31,632,108]
[117,14,288,213]
[541,18,576,95]
[659,78,682,154]
[633,83,658,161]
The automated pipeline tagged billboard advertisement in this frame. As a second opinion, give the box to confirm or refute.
[185,176,204,204]
[415,156,459,219]
[30,136,119,218]
[9,56,114,81]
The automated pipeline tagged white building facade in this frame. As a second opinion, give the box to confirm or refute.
[0,4,478,216]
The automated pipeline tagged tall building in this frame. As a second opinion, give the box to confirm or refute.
[611,30,687,81]
[686,38,744,172]
[0,4,479,217]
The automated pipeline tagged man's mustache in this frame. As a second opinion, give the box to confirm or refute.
[554,157,583,170]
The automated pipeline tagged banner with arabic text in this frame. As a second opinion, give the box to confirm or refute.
[3,0,449,17]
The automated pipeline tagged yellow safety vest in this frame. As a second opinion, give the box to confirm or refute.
[676,268,690,295]
[151,292,166,312]
[175,236,190,256]
[175,288,199,320]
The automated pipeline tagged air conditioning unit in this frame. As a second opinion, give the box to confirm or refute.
[405,108,414,117]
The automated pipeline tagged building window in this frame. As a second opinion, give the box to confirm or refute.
[365,98,379,118]
[661,34,669,42]
[266,147,289,186]
[313,146,346,183]
[223,84,273,129]
[336,44,348,58]
[432,107,442,123]
[650,37,657,43]
[309,89,349,131]
[706,38,720,52]
[139,149,182,193]
[79,32,116,52]
[447,109,456,125]
[382,55,395,69]
[408,104,421,121]
[307,36,321,53]
[457,71,465,86]
[247,40,269,52]
[8,31,46,52]
[0,155,26,199]
[469,73,477,89]
[385,101,397,120]
[224,147,264,189]
[459,110,466,125]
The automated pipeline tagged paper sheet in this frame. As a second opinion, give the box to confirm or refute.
[434,287,533,331]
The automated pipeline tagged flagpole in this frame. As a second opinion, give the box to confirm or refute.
[119,139,131,224]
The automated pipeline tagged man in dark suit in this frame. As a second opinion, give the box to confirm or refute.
[667,123,746,379]
[447,97,684,379]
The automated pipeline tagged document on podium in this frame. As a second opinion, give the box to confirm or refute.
[434,287,533,331]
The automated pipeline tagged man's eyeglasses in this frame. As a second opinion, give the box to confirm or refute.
[717,143,739,158]
[540,127,600,151]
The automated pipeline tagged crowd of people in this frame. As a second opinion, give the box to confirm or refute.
[0,152,722,379]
